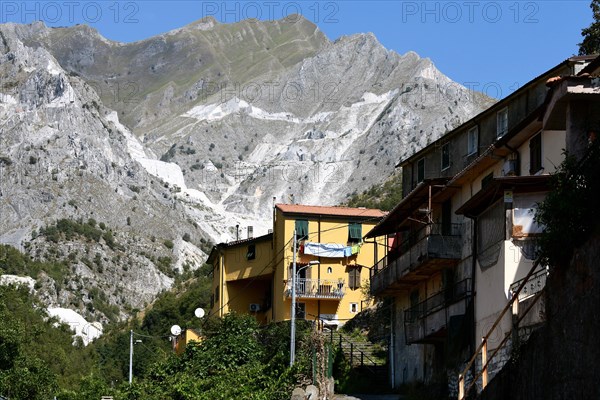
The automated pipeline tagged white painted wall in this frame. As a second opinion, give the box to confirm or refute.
[474,240,536,352]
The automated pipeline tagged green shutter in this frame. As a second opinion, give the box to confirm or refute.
[349,223,362,240]
[295,220,308,240]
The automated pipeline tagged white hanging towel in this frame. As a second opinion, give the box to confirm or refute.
[303,242,348,258]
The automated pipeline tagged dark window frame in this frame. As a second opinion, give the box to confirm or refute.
[441,143,450,171]
[529,133,542,174]
[348,222,362,244]
[417,158,425,183]
[246,244,256,260]
[295,219,309,241]
[497,108,508,138]
[467,126,479,156]
[348,267,361,290]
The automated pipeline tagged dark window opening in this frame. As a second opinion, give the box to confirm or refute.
[497,108,508,138]
[529,133,542,174]
[417,158,425,183]
[468,127,478,155]
[348,222,362,244]
[441,143,450,171]
[441,200,452,236]
[481,173,493,189]
[295,219,308,241]
[246,244,256,260]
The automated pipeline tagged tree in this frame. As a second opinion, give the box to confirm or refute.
[579,0,600,55]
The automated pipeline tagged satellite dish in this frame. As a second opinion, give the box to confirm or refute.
[170,325,182,336]
[194,308,205,318]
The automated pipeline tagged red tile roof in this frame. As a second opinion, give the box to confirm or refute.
[275,204,386,219]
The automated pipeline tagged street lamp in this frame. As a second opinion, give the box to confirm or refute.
[290,229,319,366]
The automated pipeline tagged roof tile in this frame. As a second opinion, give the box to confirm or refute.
[275,203,386,218]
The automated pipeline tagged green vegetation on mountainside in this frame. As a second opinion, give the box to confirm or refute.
[346,171,402,211]
[1,246,313,400]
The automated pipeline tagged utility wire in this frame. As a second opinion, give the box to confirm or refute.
[205,211,388,324]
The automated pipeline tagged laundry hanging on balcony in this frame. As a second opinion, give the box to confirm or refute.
[303,242,347,258]
[303,242,361,258]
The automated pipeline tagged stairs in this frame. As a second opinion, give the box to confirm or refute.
[325,330,390,390]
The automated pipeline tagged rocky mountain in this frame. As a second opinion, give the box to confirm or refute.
[0,17,494,325]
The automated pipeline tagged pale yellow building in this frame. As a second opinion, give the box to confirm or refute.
[364,55,599,390]
[208,204,387,326]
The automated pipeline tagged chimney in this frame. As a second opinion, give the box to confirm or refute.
[235,224,239,241]
[248,226,254,239]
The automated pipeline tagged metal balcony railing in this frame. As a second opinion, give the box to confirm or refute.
[404,279,472,323]
[285,278,345,299]
[370,224,463,295]
[509,267,547,302]
[403,279,472,344]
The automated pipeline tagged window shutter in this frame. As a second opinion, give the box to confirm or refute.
[349,223,362,240]
[295,220,308,240]
[348,267,360,290]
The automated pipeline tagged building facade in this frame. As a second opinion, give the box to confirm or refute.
[209,204,386,327]
[365,55,598,390]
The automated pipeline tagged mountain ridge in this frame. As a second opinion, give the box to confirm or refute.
[0,17,494,328]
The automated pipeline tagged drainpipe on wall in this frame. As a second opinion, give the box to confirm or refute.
[220,252,224,318]
[470,218,477,369]
[390,301,395,389]
[317,214,322,323]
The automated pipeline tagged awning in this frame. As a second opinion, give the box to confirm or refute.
[364,178,450,238]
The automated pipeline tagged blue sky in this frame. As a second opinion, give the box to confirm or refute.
[0,1,593,99]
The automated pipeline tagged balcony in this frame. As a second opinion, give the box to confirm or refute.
[404,278,473,344]
[509,267,547,302]
[370,224,463,296]
[285,278,345,300]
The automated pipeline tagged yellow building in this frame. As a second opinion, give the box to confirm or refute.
[209,204,387,327]
[174,329,203,355]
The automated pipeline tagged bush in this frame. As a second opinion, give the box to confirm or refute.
[536,144,600,266]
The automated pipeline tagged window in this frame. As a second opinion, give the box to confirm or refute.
[467,126,478,155]
[350,302,358,314]
[348,267,361,290]
[441,143,450,171]
[529,133,542,174]
[348,222,362,243]
[327,267,332,274]
[295,219,308,241]
[481,172,493,189]
[417,158,425,183]
[214,286,220,303]
[497,108,508,138]
[246,244,255,260]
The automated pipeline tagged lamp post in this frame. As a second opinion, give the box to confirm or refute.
[128,330,142,385]
[290,228,319,366]
[290,230,297,367]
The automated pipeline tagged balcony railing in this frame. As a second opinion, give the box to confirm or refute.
[370,224,463,295]
[509,267,547,302]
[404,278,473,344]
[285,278,345,300]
